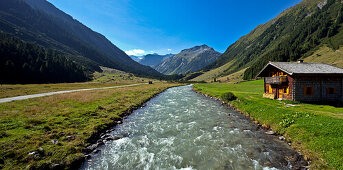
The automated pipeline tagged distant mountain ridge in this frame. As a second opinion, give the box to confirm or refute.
[138,53,173,67]
[0,0,164,80]
[129,55,142,62]
[154,45,221,75]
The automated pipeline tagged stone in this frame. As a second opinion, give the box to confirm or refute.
[105,137,113,141]
[122,132,129,137]
[97,140,104,146]
[66,136,74,140]
[28,151,36,155]
[106,136,122,141]
[86,144,98,151]
[51,164,62,170]
[265,131,275,135]
[279,136,285,141]
[92,149,101,154]
[51,139,59,145]
[85,155,92,159]
[101,134,110,139]
[38,147,44,151]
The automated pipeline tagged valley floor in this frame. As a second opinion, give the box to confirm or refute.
[0,82,179,169]
[0,83,146,103]
[0,70,153,99]
[194,80,343,169]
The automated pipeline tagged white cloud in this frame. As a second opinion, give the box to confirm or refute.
[125,49,145,56]
[133,49,145,54]
[167,49,172,52]
[125,51,136,55]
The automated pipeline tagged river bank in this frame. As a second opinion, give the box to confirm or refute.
[0,83,180,169]
[193,80,343,169]
[82,85,307,170]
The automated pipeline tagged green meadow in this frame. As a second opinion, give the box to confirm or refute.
[0,83,179,169]
[194,80,343,169]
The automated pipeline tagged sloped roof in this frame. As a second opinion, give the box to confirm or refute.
[256,62,343,77]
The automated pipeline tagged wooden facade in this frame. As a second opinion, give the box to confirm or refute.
[257,62,343,102]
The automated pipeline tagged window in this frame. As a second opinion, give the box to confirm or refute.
[283,86,289,94]
[326,88,336,95]
[269,85,273,93]
[303,86,314,96]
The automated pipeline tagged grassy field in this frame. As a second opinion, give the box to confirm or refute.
[194,80,343,169]
[0,67,158,99]
[303,45,343,68]
[191,60,237,82]
[0,83,179,169]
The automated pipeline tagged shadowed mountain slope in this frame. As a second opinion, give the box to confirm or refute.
[0,0,164,80]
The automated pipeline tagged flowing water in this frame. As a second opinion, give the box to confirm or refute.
[81,85,304,170]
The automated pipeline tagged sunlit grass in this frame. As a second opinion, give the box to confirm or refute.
[194,80,343,169]
[0,69,157,99]
[0,83,179,169]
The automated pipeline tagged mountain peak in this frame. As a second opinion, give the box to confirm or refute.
[154,45,221,75]
[182,44,212,53]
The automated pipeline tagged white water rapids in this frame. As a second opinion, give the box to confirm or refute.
[81,85,303,170]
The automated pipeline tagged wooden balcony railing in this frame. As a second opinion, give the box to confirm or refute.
[265,76,288,84]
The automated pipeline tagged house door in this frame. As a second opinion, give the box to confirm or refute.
[278,88,283,99]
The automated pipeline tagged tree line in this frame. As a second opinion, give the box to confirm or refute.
[243,0,343,79]
[0,33,90,84]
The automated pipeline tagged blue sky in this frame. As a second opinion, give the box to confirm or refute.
[47,0,302,56]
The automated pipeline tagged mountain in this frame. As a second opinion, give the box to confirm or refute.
[129,55,143,62]
[0,33,89,83]
[0,0,164,83]
[197,0,343,81]
[139,53,173,67]
[154,45,221,75]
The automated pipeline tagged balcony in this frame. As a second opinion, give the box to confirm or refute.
[265,76,288,84]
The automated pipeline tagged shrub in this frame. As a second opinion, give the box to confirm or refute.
[221,92,237,102]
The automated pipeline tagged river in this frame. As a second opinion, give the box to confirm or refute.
[81,85,305,170]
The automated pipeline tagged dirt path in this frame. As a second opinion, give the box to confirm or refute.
[0,83,147,103]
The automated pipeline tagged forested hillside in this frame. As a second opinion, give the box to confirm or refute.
[0,33,89,83]
[203,0,343,80]
[0,0,164,82]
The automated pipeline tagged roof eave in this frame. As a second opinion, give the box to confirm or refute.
[255,62,293,78]
[269,62,293,75]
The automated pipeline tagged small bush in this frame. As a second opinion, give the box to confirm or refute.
[280,118,295,128]
[221,92,237,102]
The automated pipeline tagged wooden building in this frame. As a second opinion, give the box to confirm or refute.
[256,61,343,102]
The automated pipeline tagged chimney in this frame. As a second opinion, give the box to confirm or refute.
[298,60,304,63]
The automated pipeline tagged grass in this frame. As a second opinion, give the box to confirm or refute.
[191,60,237,82]
[0,67,158,99]
[194,80,343,169]
[303,45,343,68]
[0,83,132,99]
[0,83,179,169]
